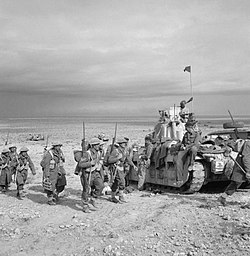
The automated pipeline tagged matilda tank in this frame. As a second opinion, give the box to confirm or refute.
[129,106,249,193]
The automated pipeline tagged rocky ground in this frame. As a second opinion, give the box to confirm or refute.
[1,122,250,255]
[1,176,250,256]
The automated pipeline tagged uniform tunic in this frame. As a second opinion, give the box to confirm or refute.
[176,129,201,181]
[16,154,35,190]
[0,154,11,188]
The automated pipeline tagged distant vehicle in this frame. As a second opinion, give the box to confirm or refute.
[129,105,249,193]
[27,134,45,141]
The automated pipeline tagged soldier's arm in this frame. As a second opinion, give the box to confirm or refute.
[78,152,92,169]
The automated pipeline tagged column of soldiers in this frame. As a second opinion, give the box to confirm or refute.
[0,145,36,199]
[2,130,250,212]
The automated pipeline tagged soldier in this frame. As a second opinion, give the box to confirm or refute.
[0,149,11,192]
[9,145,19,183]
[218,139,250,206]
[138,135,153,190]
[16,147,36,199]
[41,142,66,205]
[77,138,101,213]
[179,100,189,123]
[176,119,201,184]
[87,138,104,199]
[106,137,137,203]
[123,136,132,187]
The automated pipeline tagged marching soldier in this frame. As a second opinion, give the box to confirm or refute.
[106,137,137,203]
[87,138,104,198]
[16,147,36,199]
[41,142,66,205]
[0,149,11,192]
[9,145,19,183]
[76,138,102,213]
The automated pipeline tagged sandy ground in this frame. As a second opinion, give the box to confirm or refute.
[1,122,250,256]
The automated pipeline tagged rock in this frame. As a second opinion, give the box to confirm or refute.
[14,228,21,235]
[103,245,112,253]
[88,247,95,253]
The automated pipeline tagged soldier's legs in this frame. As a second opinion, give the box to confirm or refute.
[117,170,126,203]
[176,151,187,182]
[92,172,104,197]
[138,165,146,191]
[189,146,198,167]
[218,181,242,205]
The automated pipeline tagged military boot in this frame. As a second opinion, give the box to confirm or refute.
[48,196,56,205]
[110,192,120,204]
[82,200,90,213]
[118,191,127,203]
[17,190,25,200]
[218,195,226,206]
[89,198,98,208]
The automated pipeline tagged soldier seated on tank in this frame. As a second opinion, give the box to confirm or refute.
[175,119,201,184]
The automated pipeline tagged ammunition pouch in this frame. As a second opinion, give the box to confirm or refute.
[43,178,53,191]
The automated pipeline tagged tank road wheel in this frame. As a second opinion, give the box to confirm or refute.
[185,162,205,193]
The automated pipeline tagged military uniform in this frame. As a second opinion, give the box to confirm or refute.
[77,138,103,212]
[41,143,66,205]
[16,147,36,199]
[106,137,137,203]
[218,139,250,206]
[176,121,201,182]
[9,146,19,183]
[179,100,189,123]
[0,149,11,192]
[138,136,153,190]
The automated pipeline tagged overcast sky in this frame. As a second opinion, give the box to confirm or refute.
[0,0,250,118]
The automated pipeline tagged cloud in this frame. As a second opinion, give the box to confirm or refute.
[0,0,250,117]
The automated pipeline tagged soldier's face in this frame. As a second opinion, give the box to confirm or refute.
[120,142,126,148]
[93,144,99,150]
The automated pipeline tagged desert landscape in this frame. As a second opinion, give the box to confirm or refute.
[1,119,250,256]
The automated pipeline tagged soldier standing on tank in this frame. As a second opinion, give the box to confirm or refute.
[106,137,137,203]
[176,119,201,184]
[42,142,66,205]
[9,145,19,183]
[16,147,36,199]
[0,149,11,192]
[179,100,189,123]
[218,139,250,206]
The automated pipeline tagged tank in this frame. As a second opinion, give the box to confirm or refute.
[129,106,250,193]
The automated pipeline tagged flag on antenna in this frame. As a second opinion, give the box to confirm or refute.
[184,66,191,73]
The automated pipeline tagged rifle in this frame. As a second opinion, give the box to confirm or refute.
[110,122,118,155]
[228,110,239,139]
[44,135,50,151]
[81,121,86,155]
[5,130,9,146]
[229,155,246,174]
[109,123,118,184]
[186,97,193,104]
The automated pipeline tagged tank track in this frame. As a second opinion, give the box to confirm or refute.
[185,162,205,193]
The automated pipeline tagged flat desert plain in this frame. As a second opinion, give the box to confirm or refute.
[0,120,250,256]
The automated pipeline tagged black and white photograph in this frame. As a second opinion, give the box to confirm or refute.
[0,0,250,255]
